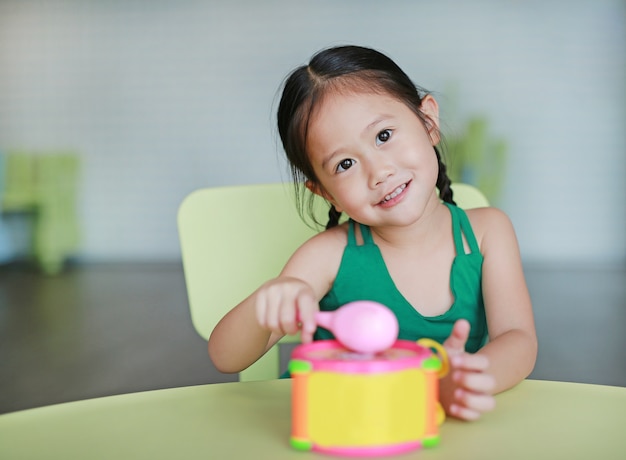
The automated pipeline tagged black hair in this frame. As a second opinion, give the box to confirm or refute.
[277,45,455,229]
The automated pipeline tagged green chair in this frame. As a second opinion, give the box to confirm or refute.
[177,182,488,382]
[1,152,80,274]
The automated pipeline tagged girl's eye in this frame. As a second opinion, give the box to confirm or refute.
[336,158,355,173]
[376,129,392,146]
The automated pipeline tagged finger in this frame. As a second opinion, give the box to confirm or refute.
[448,403,481,422]
[452,368,496,393]
[264,291,283,332]
[454,388,496,413]
[455,371,496,394]
[279,299,298,335]
[443,319,471,353]
[297,295,318,343]
[451,352,490,372]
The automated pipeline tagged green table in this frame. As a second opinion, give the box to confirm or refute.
[0,379,624,459]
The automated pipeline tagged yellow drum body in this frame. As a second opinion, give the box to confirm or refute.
[289,339,446,457]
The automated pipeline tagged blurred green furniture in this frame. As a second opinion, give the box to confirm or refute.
[0,152,80,275]
[177,182,488,382]
[446,117,507,204]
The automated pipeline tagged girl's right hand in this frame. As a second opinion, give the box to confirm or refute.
[440,319,496,421]
[255,276,319,343]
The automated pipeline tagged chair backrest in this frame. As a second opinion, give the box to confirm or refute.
[177,182,488,381]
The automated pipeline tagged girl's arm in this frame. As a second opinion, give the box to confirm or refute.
[478,207,538,391]
[441,207,537,420]
[207,227,345,374]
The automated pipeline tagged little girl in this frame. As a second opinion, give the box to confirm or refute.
[208,45,537,421]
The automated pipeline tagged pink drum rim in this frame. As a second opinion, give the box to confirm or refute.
[291,339,433,374]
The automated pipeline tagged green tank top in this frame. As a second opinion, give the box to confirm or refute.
[315,202,487,352]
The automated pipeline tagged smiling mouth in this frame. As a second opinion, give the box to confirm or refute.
[379,183,408,204]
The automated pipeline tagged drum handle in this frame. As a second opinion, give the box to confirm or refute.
[417,338,450,426]
[416,338,449,378]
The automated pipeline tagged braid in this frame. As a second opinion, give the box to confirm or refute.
[326,205,342,229]
[434,146,456,205]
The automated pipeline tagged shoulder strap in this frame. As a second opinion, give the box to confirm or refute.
[448,202,464,255]
[347,220,357,246]
[458,207,480,253]
[347,220,374,246]
[446,202,480,255]
[359,223,374,245]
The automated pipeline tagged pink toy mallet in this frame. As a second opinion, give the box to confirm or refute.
[314,301,399,354]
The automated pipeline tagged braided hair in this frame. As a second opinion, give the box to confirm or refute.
[277,45,455,229]
[435,146,456,207]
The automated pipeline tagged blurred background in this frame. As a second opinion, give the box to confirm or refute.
[1,0,625,414]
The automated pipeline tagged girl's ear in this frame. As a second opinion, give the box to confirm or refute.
[420,95,441,146]
[305,181,343,213]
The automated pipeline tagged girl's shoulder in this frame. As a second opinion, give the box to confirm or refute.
[464,205,512,225]
[287,222,351,270]
[280,222,350,297]
[299,221,350,252]
[464,206,519,252]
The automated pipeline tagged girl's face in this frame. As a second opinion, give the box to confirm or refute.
[306,91,441,228]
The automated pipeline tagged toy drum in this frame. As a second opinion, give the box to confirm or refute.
[289,338,448,457]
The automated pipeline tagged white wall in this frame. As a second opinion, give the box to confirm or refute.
[0,0,624,265]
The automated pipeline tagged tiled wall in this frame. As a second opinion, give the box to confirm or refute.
[0,0,624,264]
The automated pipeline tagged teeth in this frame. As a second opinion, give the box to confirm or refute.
[383,183,406,202]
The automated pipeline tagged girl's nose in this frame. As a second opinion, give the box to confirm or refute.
[368,155,396,189]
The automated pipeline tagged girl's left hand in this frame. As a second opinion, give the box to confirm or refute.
[440,319,496,421]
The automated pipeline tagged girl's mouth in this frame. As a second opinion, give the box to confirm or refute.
[379,182,409,206]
